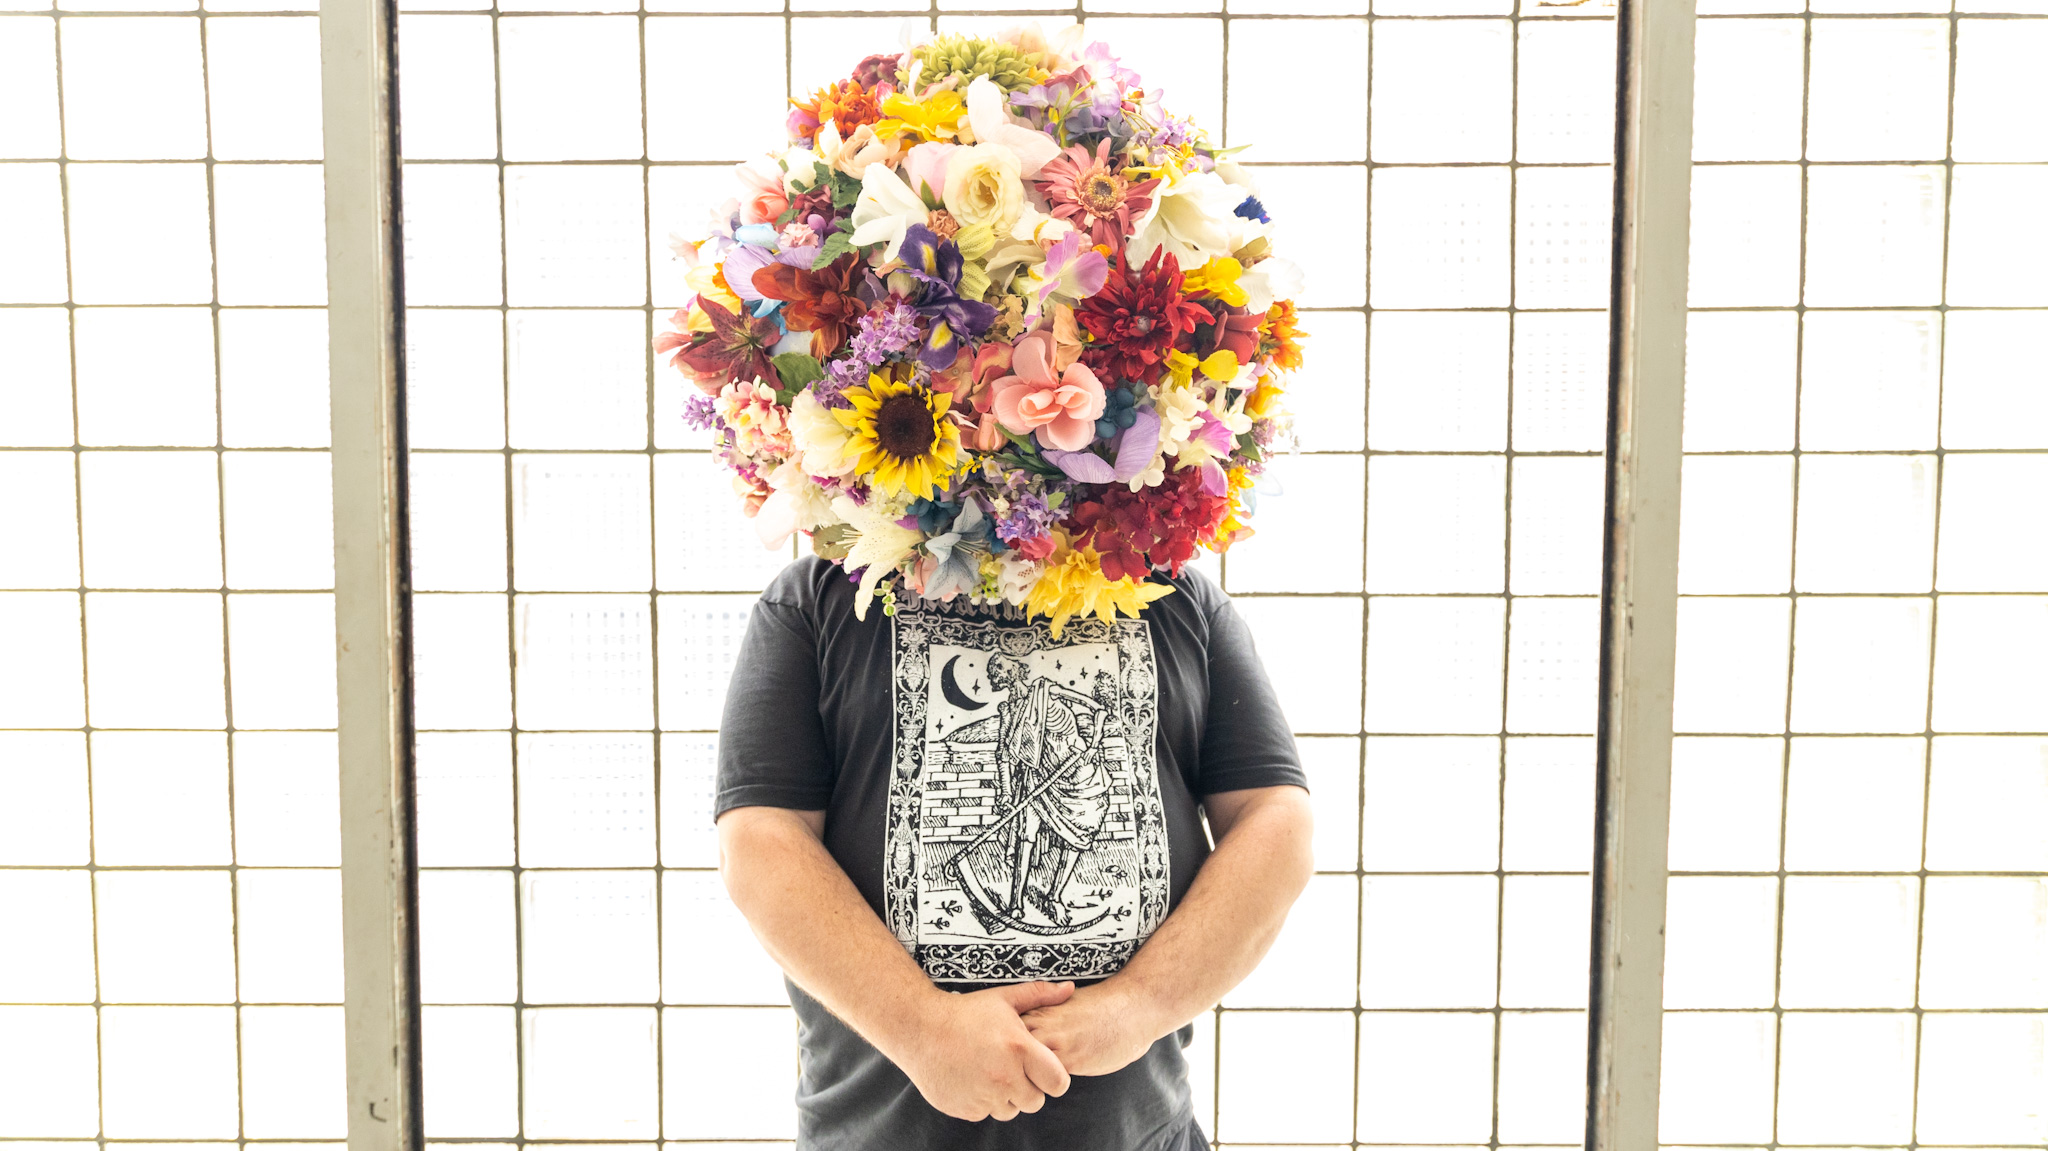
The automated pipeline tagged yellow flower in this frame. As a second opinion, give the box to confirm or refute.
[1208,466,1258,551]
[1181,257,1249,307]
[1244,374,1287,421]
[1024,538,1177,638]
[872,90,968,145]
[832,370,962,500]
[1162,348,1242,389]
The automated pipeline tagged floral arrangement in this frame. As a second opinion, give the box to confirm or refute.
[659,23,1305,635]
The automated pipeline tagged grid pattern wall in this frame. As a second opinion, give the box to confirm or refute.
[392,0,1619,1146]
[1660,2,2048,1149]
[0,0,347,1143]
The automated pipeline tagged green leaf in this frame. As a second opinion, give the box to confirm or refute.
[770,352,826,403]
[810,230,856,270]
[829,169,864,210]
[811,522,857,561]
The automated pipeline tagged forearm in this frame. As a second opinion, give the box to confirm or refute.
[717,806,941,1061]
[1094,786,1315,1042]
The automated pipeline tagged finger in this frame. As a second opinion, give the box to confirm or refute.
[1015,1087,1048,1115]
[991,1100,1021,1122]
[997,980,1078,1013]
[1022,1036,1073,1097]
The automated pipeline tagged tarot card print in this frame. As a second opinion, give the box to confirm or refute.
[886,608,1170,984]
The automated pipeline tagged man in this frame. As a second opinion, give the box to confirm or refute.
[717,557,1313,1149]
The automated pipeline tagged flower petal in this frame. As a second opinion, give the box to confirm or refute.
[965,76,1061,178]
[1042,447,1116,483]
[1111,409,1161,482]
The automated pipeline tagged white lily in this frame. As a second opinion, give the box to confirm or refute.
[1127,170,1248,267]
[1239,255,1306,313]
[848,163,932,262]
[964,75,1061,178]
[753,460,839,549]
[833,494,925,619]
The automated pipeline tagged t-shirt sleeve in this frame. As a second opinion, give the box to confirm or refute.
[1197,595,1310,796]
[714,597,836,817]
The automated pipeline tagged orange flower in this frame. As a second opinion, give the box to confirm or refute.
[794,79,883,142]
[1259,299,1307,372]
[751,256,867,360]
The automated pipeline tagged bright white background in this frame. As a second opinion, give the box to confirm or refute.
[0,0,2044,1146]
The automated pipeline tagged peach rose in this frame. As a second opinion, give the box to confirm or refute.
[990,328,1106,452]
[735,158,788,226]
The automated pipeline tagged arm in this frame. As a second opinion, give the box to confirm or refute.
[1020,784,1314,1075]
[717,804,1076,1121]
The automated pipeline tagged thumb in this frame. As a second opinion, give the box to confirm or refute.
[997,980,1076,1013]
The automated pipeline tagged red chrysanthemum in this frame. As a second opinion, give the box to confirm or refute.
[1075,248,1213,385]
[1069,467,1231,582]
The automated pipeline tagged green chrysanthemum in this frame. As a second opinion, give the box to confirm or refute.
[908,34,1048,94]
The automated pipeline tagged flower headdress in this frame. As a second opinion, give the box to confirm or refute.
[662,23,1307,636]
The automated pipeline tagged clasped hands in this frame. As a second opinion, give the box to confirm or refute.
[895,979,1164,1123]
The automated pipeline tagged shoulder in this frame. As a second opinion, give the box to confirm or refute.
[1150,564,1230,625]
[759,554,848,615]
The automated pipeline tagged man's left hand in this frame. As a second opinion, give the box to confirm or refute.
[1019,981,1164,1078]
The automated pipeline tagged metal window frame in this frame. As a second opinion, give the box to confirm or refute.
[320,0,425,1146]
[1588,1,1694,1150]
[313,5,1697,1148]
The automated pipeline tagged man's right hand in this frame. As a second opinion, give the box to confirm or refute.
[894,980,1077,1122]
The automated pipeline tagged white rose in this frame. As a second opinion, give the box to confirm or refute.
[781,147,822,193]
[788,389,857,478]
[943,143,1026,235]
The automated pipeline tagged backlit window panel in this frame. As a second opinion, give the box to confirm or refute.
[1663,5,2048,1150]
[0,0,345,1141]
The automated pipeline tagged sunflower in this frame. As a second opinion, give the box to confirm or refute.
[833,369,962,500]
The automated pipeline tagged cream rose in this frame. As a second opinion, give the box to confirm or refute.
[942,143,1025,235]
[788,389,857,478]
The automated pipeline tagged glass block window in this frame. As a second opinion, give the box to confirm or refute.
[393,0,1615,1146]
[395,0,800,1144]
[0,0,345,1143]
[1663,1,2048,1148]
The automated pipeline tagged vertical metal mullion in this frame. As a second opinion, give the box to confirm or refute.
[1585,0,1695,1150]
[319,0,423,1143]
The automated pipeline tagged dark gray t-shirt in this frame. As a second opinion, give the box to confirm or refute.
[716,556,1306,1151]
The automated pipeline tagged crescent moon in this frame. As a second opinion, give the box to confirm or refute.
[939,654,989,712]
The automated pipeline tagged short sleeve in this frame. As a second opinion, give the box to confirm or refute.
[1197,596,1309,796]
[713,598,836,817]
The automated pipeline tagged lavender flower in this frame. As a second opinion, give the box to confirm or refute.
[681,392,721,431]
[848,298,922,361]
[984,469,1073,546]
[811,298,925,408]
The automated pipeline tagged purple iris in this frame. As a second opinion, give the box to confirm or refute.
[897,224,997,370]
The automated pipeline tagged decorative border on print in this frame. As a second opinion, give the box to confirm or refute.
[885,607,1170,984]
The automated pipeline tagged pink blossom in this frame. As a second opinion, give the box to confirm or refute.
[901,142,958,205]
[735,159,789,225]
[991,328,1107,452]
[779,221,819,249]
